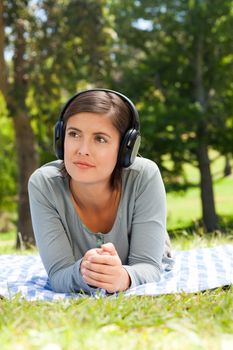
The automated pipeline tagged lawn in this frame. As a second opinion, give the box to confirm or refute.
[0,232,233,350]
[0,286,233,350]
[167,175,233,231]
[167,154,233,231]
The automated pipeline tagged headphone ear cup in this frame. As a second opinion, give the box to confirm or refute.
[119,129,141,168]
[54,120,64,160]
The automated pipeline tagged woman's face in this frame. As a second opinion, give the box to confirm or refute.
[64,112,121,187]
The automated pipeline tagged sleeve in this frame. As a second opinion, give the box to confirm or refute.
[122,160,168,288]
[28,171,98,295]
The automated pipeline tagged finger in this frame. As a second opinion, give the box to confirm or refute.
[87,254,120,266]
[83,249,98,259]
[83,248,103,260]
[101,243,117,255]
[97,250,111,256]
[83,260,115,275]
[82,267,113,284]
[82,274,115,293]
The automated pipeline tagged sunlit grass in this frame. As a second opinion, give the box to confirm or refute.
[0,286,233,350]
[161,151,233,232]
[0,231,37,254]
[167,168,233,231]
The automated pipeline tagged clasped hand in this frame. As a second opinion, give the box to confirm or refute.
[80,243,130,293]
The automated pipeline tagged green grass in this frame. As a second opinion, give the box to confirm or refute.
[167,175,233,230]
[0,231,37,255]
[166,155,233,231]
[0,233,233,350]
[0,285,233,349]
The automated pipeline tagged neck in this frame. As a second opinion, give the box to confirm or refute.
[69,180,119,211]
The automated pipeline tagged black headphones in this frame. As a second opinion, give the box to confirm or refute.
[54,88,141,168]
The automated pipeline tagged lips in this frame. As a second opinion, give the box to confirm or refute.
[73,160,95,169]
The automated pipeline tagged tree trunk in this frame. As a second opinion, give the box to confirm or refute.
[0,5,39,248]
[196,123,219,231]
[12,19,39,248]
[224,154,231,177]
[0,0,8,96]
[13,111,38,248]
[194,32,219,231]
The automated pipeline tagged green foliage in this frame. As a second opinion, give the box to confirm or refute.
[21,0,116,164]
[107,0,233,230]
[0,94,17,211]
[1,0,233,231]
[108,0,233,176]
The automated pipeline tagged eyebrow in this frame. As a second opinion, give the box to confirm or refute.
[66,127,112,139]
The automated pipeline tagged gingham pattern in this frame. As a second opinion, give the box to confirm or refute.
[0,244,232,301]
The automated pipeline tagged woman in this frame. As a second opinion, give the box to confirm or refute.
[28,88,173,295]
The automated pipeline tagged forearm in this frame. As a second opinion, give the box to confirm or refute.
[123,262,161,288]
[49,259,99,294]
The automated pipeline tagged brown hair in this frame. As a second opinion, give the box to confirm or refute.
[61,90,133,189]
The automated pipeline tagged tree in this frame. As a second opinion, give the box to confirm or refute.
[108,0,233,231]
[0,0,114,246]
[0,94,17,215]
[0,0,38,247]
[25,0,115,165]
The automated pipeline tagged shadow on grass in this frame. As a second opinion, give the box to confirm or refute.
[168,215,233,240]
[166,181,199,194]
[166,173,231,195]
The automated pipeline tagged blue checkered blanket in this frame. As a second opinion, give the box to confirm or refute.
[0,244,232,301]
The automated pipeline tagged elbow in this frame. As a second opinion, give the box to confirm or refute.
[48,268,74,293]
[143,263,161,283]
[49,273,65,293]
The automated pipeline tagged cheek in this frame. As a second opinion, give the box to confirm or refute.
[64,136,68,151]
[63,140,75,170]
[64,138,74,156]
[104,146,119,166]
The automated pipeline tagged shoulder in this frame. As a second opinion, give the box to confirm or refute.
[122,157,162,193]
[28,160,64,187]
[121,157,165,204]
[123,157,160,179]
[28,160,69,206]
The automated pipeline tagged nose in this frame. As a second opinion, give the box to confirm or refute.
[77,138,90,156]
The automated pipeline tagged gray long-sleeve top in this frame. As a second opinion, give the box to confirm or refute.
[28,157,172,294]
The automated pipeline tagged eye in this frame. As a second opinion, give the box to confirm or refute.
[67,130,81,138]
[95,135,107,143]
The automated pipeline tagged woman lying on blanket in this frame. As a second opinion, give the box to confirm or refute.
[28,88,173,294]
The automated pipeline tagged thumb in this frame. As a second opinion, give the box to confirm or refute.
[101,243,117,256]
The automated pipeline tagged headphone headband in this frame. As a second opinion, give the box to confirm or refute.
[58,88,140,131]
